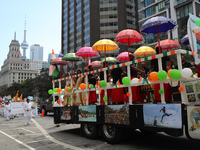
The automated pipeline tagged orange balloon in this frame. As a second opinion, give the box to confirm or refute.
[84,97,87,101]
[57,99,61,104]
[167,69,172,79]
[79,83,86,90]
[127,92,131,97]
[195,73,198,77]
[98,81,102,88]
[57,88,62,93]
[178,86,184,92]
[150,72,159,81]
[65,87,70,92]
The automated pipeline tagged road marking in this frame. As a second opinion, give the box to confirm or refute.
[26,139,49,144]
[31,118,84,150]
[0,130,35,150]
[21,128,36,134]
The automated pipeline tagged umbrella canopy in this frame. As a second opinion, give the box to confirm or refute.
[115,29,144,45]
[75,46,99,58]
[154,39,181,51]
[181,34,189,45]
[140,16,176,34]
[101,57,118,64]
[92,39,119,51]
[50,57,70,65]
[134,46,156,58]
[62,53,82,62]
[116,52,133,62]
[89,61,103,69]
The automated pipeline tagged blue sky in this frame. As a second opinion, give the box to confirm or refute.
[0,0,61,69]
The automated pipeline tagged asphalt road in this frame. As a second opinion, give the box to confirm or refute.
[0,113,199,150]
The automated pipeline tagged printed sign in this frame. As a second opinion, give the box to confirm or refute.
[10,102,25,115]
[143,104,182,129]
[78,106,96,122]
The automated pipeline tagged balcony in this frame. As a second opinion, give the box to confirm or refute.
[174,0,193,7]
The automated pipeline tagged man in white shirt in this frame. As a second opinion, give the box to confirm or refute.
[32,100,38,118]
[23,99,32,126]
[5,101,11,121]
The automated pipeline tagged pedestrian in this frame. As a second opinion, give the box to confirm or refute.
[5,101,11,121]
[32,100,38,118]
[54,100,61,127]
[23,99,32,126]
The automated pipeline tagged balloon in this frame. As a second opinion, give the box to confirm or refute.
[84,97,87,101]
[103,96,108,102]
[57,99,61,104]
[159,89,164,94]
[52,101,54,105]
[170,69,181,79]
[157,70,167,80]
[69,97,72,101]
[193,26,200,33]
[181,68,193,79]
[98,81,102,88]
[195,18,200,26]
[127,92,131,97]
[65,87,70,92]
[98,90,101,93]
[79,83,86,90]
[122,77,131,85]
[178,86,184,92]
[89,84,94,89]
[48,89,54,94]
[54,88,57,93]
[171,81,179,87]
[131,78,139,84]
[68,88,72,92]
[57,88,62,93]
[100,80,107,87]
[167,69,172,79]
[150,72,159,81]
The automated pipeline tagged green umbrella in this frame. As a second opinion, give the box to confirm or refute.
[62,53,82,74]
[101,57,118,64]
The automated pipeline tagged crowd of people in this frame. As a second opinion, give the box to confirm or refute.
[61,47,196,106]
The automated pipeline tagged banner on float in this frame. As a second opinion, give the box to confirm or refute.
[10,102,25,114]
[187,13,199,64]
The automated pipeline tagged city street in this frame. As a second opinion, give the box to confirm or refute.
[0,113,199,150]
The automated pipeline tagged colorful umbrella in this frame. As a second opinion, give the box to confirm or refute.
[181,34,189,45]
[62,53,82,74]
[101,57,118,64]
[75,46,99,58]
[89,61,103,70]
[154,39,181,51]
[50,57,70,65]
[92,39,119,67]
[134,46,156,58]
[116,52,133,62]
[140,16,177,53]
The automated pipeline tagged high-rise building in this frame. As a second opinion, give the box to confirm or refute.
[138,0,200,45]
[61,0,142,71]
[30,44,43,61]
[21,19,29,59]
[0,34,38,87]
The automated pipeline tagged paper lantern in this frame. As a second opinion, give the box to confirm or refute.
[48,89,54,94]
[170,69,181,79]
[178,86,184,92]
[157,70,167,80]
[181,68,193,79]
[150,72,159,81]
[122,77,131,85]
[57,88,62,93]
[79,83,86,90]
[100,80,107,87]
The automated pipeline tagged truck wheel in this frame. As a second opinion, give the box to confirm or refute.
[101,125,122,144]
[81,124,99,139]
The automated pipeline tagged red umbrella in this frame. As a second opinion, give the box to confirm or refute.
[154,39,181,51]
[50,57,70,65]
[116,52,133,62]
[89,61,103,70]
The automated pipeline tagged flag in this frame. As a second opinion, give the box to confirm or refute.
[14,91,19,102]
[58,51,63,58]
[49,50,59,77]
[20,94,23,102]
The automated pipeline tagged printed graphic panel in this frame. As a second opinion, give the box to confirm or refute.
[143,104,182,129]
[105,105,129,125]
[60,107,72,121]
[78,106,96,122]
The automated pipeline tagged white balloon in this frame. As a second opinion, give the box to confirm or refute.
[193,75,198,78]
[193,26,200,33]
[131,78,139,84]
[171,81,179,87]
[181,68,193,79]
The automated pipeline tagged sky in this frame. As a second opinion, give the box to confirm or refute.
[0,0,61,69]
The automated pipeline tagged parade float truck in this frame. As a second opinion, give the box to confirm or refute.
[51,50,200,144]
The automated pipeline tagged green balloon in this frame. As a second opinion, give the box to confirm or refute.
[157,70,167,80]
[159,89,164,94]
[54,88,57,93]
[68,88,72,92]
[52,101,54,105]
[48,89,54,95]
[103,96,108,102]
[170,69,181,79]
[122,77,130,85]
[69,97,72,101]
[89,84,94,89]
[195,18,200,26]
[100,80,107,87]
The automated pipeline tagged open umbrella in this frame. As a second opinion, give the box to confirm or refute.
[140,16,177,54]
[89,61,103,70]
[115,29,144,59]
[134,46,156,58]
[181,34,189,45]
[62,53,82,74]
[101,57,118,64]
[154,39,181,51]
[92,39,119,67]
[116,52,132,62]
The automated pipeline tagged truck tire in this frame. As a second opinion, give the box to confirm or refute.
[81,124,99,139]
[101,125,122,144]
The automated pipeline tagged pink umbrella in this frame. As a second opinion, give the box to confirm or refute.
[50,57,70,65]
[116,52,133,62]
[89,61,103,70]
